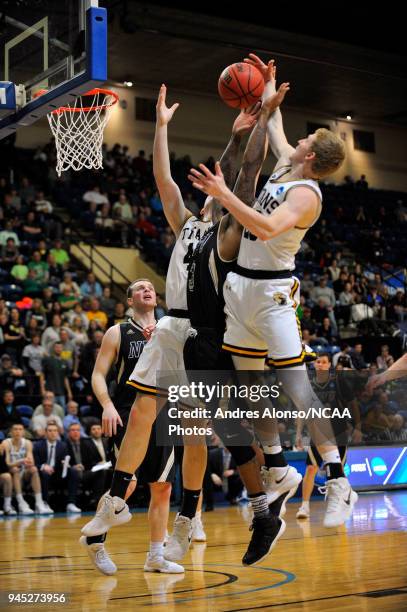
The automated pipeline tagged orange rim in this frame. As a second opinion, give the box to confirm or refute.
[51,88,119,114]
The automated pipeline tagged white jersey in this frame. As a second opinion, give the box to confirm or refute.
[166,215,212,310]
[238,167,322,271]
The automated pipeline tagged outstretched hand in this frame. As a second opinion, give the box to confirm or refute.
[262,82,290,114]
[188,162,229,200]
[244,53,276,84]
[156,84,180,127]
[232,101,262,136]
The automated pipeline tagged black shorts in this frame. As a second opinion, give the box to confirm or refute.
[306,445,347,467]
[112,406,175,484]
[184,328,233,371]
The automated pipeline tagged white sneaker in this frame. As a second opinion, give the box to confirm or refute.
[18,500,34,515]
[164,514,192,561]
[4,507,17,516]
[320,478,358,528]
[81,494,131,536]
[35,501,52,515]
[191,513,206,542]
[79,536,117,575]
[43,502,54,514]
[144,553,184,574]
[296,503,310,519]
[262,466,302,516]
[66,503,82,514]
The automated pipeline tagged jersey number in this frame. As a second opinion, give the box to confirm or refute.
[183,243,195,271]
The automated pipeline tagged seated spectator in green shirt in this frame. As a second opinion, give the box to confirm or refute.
[11,255,29,282]
[50,239,70,267]
[58,286,79,311]
[23,269,44,294]
[28,251,49,285]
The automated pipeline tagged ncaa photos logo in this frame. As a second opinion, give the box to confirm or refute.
[371,457,387,476]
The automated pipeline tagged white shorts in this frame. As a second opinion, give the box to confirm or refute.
[127,315,191,396]
[222,272,304,368]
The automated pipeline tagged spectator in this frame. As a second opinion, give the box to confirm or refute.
[1,237,19,269]
[86,297,108,330]
[0,220,20,247]
[88,422,109,463]
[66,302,89,330]
[50,239,70,268]
[82,185,110,213]
[11,255,29,283]
[28,250,49,286]
[66,423,106,509]
[34,190,53,215]
[59,272,80,297]
[58,285,79,312]
[327,259,340,282]
[376,345,395,370]
[0,390,22,436]
[22,333,46,375]
[3,423,48,514]
[33,391,64,421]
[59,328,77,372]
[22,211,42,242]
[2,308,26,362]
[332,343,353,368]
[42,314,63,354]
[110,302,126,325]
[350,343,368,370]
[317,317,336,344]
[33,423,81,513]
[99,286,116,318]
[25,298,47,331]
[31,397,64,438]
[388,291,407,322]
[80,272,102,298]
[356,174,368,189]
[0,444,14,515]
[0,355,25,392]
[63,401,86,436]
[333,270,349,295]
[207,439,243,505]
[40,341,72,409]
[311,277,336,309]
[69,317,88,348]
[19,177,35,204]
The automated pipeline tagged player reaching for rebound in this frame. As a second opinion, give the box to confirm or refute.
[189,53,358,528]
[82,86,260,552]
[185,65,302,565]
[81,279,183,574]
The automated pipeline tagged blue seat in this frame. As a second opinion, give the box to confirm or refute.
[17,405,34,418]
[0,431,5,442]
[21,416,31,428]
[80,405,91,417]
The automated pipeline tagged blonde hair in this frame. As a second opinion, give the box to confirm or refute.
[311,129,346,178]
[127,278,153,299]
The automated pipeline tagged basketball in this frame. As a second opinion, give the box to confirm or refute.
[218,62,264,109]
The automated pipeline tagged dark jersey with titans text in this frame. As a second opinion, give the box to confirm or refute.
[112,318,147,411]
[187,221,236,333]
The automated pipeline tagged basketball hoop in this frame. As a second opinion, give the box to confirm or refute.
[47,88,119,176]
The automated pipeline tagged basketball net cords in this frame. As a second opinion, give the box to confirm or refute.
[48,91,115,176]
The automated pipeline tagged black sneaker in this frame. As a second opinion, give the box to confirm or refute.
[242,515,286,566]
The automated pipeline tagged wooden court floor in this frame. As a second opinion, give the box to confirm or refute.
[1,491,406,612]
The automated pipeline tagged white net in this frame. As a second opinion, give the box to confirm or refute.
[47,89,117,176]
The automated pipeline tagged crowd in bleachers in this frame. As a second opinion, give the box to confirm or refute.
[0,140,407,514]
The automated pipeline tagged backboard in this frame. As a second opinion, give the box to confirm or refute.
[0,0,107,138]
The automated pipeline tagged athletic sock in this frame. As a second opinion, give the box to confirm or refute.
[249,492,269,518]
[4,496,12,510]
[110,470,134,500]
[16,494,25,504]
[179,488,201,519]
[149,541,164,557]
[34,493,43,505]
[301,500,310,508]
[86,534,107,545]
[320,449,344,480]
[263,446,288,469]
[325,463,345,480]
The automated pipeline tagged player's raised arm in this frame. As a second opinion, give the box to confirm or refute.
[244,54,295,167]
[154,84,191,236]
[91,325,123,436]
[188,164,319,242]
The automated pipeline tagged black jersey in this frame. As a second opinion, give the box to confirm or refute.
[112,318,147,411]
[310,372,353,444]
[187,220,236,334]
